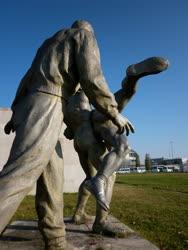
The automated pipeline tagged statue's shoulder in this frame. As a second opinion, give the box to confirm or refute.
[52,29,69,42]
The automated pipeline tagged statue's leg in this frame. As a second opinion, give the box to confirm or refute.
[92,173,115,231]
[115,57,169,113]
[73,179,92,224]
[35,139,66,249]
[73,130,106,224]
[124,56,169,85]
[85,127,129,211]
[97,131,129,178]
[93,172,132,237]
[72,151,96,224]
[0,92,64,235]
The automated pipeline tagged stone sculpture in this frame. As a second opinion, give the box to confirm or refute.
[64,57,169,236]
[0,20,135,249]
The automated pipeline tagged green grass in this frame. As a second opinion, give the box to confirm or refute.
[12,173,188,250]
[111,173,188,250]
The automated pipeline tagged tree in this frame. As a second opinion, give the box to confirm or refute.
[135,153,141,168]
[145,153,152,170]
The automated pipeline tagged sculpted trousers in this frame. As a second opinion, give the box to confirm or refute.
[0,92,65,240]
[36,139,65,241]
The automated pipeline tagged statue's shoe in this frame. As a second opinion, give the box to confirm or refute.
[92,221,133,238]
[126,56,169,78]
[84,177,109,211]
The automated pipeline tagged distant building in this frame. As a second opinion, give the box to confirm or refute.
[124,149,139,167]
[151,157,183,165]
[116,149,143,174]
[151,157,165,166]
[165,158,183,165]
[128,149,138,166]
[151,157,184,172]
[183,165,188,172]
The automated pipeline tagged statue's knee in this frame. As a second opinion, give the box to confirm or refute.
[79,179,91,195]
[108,172,116,184]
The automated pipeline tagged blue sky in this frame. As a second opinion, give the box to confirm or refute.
[0,0,187,161]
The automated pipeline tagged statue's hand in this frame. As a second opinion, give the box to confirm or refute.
[4,119,15,135]
[113,114,135,136]
[64,127,74,140]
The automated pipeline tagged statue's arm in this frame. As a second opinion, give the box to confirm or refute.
[74,30,119,122]
[74,30,135,135]
[64,126,74,140]
[63,114,75,140]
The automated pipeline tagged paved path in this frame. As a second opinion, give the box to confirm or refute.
[0,216,158,249]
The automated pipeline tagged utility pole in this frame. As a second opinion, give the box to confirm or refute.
[170,141,174,159]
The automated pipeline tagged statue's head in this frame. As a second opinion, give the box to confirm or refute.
[71,20,94,34]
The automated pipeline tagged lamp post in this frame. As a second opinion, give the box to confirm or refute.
[170,141,174,159]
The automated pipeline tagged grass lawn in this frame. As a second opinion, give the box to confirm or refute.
[12,173,188,250]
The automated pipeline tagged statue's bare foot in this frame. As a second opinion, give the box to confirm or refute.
[84,177,109,211]
[73,212,93,224]
[123,57,169,87]
[92,221,132,238]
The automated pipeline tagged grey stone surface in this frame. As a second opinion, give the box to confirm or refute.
[0,216,159,250]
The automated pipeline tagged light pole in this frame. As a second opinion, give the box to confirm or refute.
[170,141,174,159]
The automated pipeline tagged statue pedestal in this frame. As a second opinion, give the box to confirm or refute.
[0,217,158,249]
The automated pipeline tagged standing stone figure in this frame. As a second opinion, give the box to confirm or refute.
[0,20,134,249]
[64,57,169,236]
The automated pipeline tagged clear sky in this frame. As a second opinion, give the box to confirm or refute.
[0,0,187,161]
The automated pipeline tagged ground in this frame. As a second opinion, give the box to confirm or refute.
[12,173,188,250]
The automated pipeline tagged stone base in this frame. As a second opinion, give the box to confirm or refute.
[0,216,158,249]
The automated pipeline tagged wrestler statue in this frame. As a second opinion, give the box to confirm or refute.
[0,20,135,249]
[64,57,169,236]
